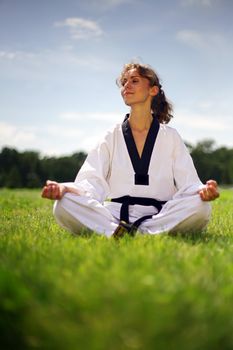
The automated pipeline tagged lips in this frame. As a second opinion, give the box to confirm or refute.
[123,91,134,97]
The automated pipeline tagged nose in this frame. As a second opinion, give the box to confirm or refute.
[123,80,131,90]
[124,80,130,88]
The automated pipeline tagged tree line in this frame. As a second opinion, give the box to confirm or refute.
[0,148,87,188]
[0,139,233,188]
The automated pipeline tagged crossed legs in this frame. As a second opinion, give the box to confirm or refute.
[53,192,211,237]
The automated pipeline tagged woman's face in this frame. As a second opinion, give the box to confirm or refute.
[120,68,158,107]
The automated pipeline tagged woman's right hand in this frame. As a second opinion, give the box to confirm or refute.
[41,180,67,200]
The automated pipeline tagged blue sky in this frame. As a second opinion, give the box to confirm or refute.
[0,0,232,155]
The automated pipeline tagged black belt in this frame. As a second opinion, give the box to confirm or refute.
[111,195,167,235]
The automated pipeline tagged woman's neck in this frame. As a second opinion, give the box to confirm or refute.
[128,108,153,132]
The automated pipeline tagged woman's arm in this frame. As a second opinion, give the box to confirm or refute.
[172,130,219,202]
[41,180,80,200]
[41,131,112,201]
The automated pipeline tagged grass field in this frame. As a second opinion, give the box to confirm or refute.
[0,188,233,350]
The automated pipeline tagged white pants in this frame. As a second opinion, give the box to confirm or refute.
[53,189,211,237]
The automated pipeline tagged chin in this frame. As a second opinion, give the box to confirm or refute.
[123,99,131,106]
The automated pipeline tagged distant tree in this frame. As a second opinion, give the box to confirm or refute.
[190,140,233,184]
[212,147,233,184]
[19,151,42,187]
[40,151,86,184]
[5,166,22,188]
[0,147,20,171]
[0,148,22,187]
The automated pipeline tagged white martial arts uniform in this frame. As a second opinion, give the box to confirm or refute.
[54,118,211,237]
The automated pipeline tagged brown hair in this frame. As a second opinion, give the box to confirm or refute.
[117,62,173,124]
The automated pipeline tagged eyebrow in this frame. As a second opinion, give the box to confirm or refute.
[129,75,140,79]
[122,75,141,81]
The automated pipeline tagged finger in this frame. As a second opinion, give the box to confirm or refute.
[200,187,211,201]
[210,187,219,199]
[54,185,61,199]
[207,183,219,197]
[50,184,58,199]
[41,186,51,199]
[199,190,205,201]
[206,179,218,188]
[46,180,57,186]
[59,184,66,198]
[41,186,47,198]
[204,190,210,201]
[45,184,56,199]
[57,185,64,199]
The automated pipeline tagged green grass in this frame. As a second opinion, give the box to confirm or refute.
[0,188,233,350]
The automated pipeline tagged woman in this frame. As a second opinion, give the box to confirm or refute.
[42,63,219,237]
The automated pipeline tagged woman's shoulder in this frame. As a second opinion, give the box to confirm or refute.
[159,123,181,137]
[103,122,123,141]
[158,124,186,149]
[106,122,122,134]
[90,123,122,151]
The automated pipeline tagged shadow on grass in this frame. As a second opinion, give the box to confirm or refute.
[58,224,232,247]
[167,229,232,246]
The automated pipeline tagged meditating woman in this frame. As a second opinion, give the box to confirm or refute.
[42,62,219,237]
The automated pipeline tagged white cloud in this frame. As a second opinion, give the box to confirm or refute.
[175,115,226,130]
[176,30,227,51]
[0,47,117,83]
[0,51,17,60]
[180,0,217,7]
[59,111,121,123]
[171,109,233,147]
[84,0,134,10]
[173,109,230,130]
[0,122,37,149]
[197,100,214,110]
[54,17,104,40]
[0,120,106,155]
[104,0,132,5]
[0,50,35,61]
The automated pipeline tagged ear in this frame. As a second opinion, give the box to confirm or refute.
[150,85,159,97]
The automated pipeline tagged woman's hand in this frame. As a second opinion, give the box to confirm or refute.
[41,180,67,200]
[198,180,220,201]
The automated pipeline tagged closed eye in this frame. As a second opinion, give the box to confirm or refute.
[121,74,141,86]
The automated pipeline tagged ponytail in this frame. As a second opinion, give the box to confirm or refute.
[151,85,173,124]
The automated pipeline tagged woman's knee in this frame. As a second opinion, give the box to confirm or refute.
[53,198,65,221]
[194,198,212,223]
[53,195,74,226]
[187,199,211,231]
[170,198,212,234]
[52,197,81,234]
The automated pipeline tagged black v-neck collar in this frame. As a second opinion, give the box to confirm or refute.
[122,114,160,185]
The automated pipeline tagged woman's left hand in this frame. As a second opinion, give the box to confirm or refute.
[199,180,220,201]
